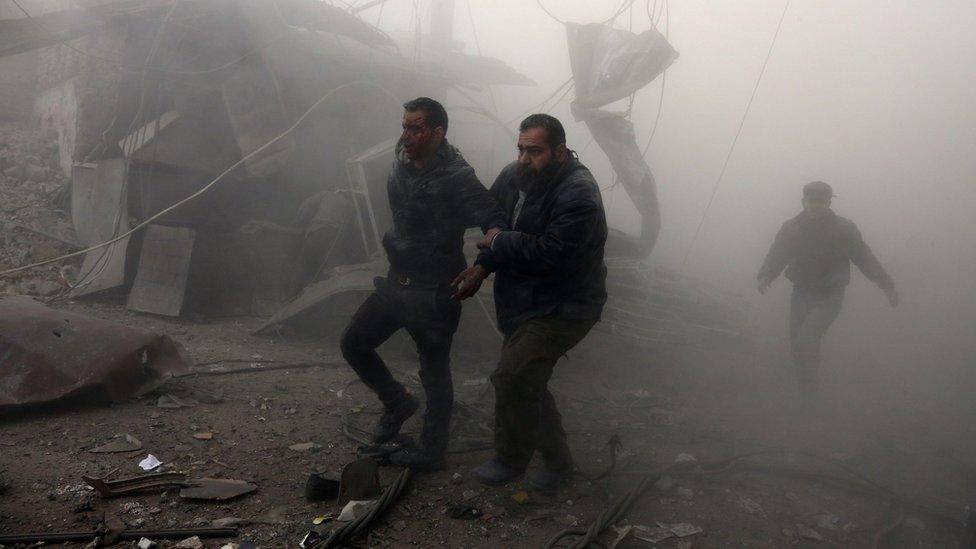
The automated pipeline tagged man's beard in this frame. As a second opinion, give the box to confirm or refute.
[516,158,561,191]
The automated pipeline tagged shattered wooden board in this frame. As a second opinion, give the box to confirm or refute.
[70,160,131,296]
[127,225,195,317]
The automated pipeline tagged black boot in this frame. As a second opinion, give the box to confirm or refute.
[388,404,450,472]
[525,461,573,493]
[372,394,420,444]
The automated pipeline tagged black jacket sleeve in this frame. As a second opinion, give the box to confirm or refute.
[488,184,600,276]
[473,169,512,273]
[758,221,792,282]
[848,224,894,291]
[454,166,507,232]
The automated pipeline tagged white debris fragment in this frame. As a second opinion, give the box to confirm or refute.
[139,454,162,471]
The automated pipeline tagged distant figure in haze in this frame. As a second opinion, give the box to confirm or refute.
[757,181,898,397]
[339,97,506,471]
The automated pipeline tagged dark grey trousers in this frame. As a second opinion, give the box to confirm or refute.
[340,277,461,453]
[789,286,845,392]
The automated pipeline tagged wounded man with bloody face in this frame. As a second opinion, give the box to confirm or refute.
[453,114,609,493]
[339,97,506,471]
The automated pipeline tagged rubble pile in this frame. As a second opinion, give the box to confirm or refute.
[0,122,77,296]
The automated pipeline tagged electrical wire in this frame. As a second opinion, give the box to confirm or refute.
[681,0,792,269]
[507,77,574,125]
[640,0,669,158]
[0,80,402,278]
[533,0,566,25]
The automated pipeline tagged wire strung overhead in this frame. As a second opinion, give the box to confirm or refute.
[534,0,642,27]
[681,0,793,269]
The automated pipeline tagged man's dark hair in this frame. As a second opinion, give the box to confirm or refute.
[519,113,566,150]
[403,97,448,133]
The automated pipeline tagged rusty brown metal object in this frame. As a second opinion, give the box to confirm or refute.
[82,472,188,498]
[0,296,189,410]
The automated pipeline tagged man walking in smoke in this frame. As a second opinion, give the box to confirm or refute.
[757,181,899,397]
[453,114,608,492]
[340,97,506,471]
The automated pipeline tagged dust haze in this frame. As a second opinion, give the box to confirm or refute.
[1,0,974,547]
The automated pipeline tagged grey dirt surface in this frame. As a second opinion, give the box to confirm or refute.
[2,297,974,548]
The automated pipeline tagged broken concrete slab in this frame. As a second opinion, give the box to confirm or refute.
[127,225,196,317]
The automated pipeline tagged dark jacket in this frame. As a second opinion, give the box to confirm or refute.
[383,140,506,284]
[478,157,608,334]
[758,210,894,292]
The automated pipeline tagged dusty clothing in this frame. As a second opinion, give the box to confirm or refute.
[343,139,503,454]
[383,140,506,284]
[490,317,597,470]
[340,278,460,453]
[759,209,894,393]
[477,157,608,335]
[758,210,894,292]
[789,287,845,390]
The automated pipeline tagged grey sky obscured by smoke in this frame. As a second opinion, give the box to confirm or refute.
[371,0,976,297]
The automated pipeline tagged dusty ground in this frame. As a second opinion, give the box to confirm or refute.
[2,294,974,548]
[1,122,974,548]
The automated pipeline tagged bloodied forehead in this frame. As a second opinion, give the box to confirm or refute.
[403,110,427,128]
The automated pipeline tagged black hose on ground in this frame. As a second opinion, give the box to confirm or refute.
[319,468,412,548]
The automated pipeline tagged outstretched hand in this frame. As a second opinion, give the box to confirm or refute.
[451,265,488,301]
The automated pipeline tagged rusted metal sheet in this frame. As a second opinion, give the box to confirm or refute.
[0,296,189,410]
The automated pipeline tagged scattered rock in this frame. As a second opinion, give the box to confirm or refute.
[288,442,320,452]
[212,517,250,528]
[174,536,204,549]
[451,472,463,485]
[796,524,824,541]
[137,538,155,549]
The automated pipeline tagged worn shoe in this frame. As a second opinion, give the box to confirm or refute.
[470,458,523,486]
[525,464,573,493]
[387,447,446,472]
[372,394,420,444]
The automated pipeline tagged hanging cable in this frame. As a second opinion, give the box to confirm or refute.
[533,0,566,25]
[0,80,402,278]
[681,0,791,269]
[464,0,500,117]
[640,0,669,157]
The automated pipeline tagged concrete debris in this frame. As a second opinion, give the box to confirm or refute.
[179,478,257,501]
[91,434,142,453]
[211,517,250,528]
[174,536,204,549]
[796,523,825,541]
[139,454,163,471]
[288,442,321,452]
[137,538,156,549]
[737,496,765,515]
[813,512,841,530]
[337,499,375,522]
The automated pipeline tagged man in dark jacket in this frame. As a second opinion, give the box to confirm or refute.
[758,181,898,396]
[454,114,608,492]
[340,97,506,471]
